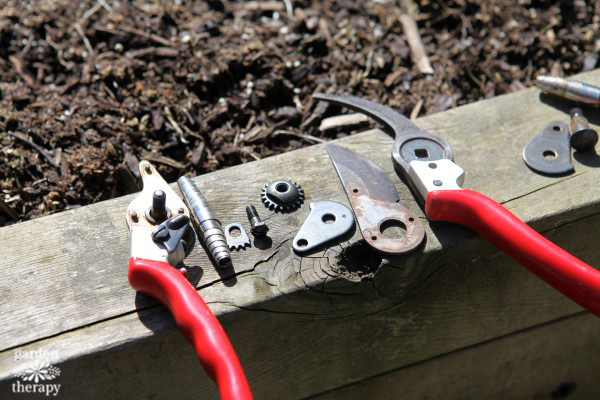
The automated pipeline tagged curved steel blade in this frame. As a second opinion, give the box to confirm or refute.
[326,144,425,255]
[314,93,452,183]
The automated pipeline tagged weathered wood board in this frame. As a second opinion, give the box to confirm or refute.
[2,70,600,399]
[313,312,600,400]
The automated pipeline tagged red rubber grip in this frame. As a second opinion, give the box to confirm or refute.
[425,189,600,317]
[129,258,253,400]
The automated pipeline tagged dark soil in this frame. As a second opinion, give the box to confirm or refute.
[1,0,599,225]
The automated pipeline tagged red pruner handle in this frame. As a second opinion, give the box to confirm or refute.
[129,258,253,400]
[425,189,600,317]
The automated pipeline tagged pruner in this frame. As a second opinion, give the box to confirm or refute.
[313,93,600,317]
[126,161,252,400]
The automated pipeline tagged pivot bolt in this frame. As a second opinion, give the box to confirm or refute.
[145,190,170,224]
[570,108,598,151]
[246,205,269,237]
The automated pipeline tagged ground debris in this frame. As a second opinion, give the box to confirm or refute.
[0,0,597,225]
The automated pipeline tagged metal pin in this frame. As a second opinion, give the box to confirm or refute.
[177,177,232,268]
[569,108,598,151]
[535,75,600,106]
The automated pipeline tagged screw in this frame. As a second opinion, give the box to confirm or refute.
[569,108,598,151]
[246,204,269,237]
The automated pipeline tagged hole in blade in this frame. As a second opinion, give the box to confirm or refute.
[543,150,557,160]
[297,239,308,247]
[380,219,407,239]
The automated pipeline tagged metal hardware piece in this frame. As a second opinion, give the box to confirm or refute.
[177,176,232,267]
[224,223,251,250]
[261,179,305,212]
[569,108,598,151]
[145,190,171,224]
[535,75,600,106]
[325,144,425,255]
[152,214,190,254]
[246,204,269,236]
[313,93,453,185]
[293,201,355,255]
[523,121,573,175]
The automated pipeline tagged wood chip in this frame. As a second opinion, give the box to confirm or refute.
[318,113,370,132]
[143,154,186,170]
[0,198,19,221]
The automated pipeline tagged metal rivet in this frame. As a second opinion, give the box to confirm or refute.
[433,180,443,186]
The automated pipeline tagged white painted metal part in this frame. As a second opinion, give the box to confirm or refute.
[408,159,465,200]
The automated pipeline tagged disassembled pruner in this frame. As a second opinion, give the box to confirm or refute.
[224,223,251,251]
[326,144,425,255]
[293,200,355,255]
[126,161,191,267]
[313,93,600,317]
[126,161,252,399]
[523,121,573,175]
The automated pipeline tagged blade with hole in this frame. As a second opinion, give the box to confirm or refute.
[326,144,425,255]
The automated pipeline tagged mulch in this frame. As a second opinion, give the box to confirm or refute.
[1,0,598,226]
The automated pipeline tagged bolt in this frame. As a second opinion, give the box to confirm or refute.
[151,190,167,221]
[569,108,598,151]
[246,204,269,236]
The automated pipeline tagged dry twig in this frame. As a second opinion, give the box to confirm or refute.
[399,14,433,74]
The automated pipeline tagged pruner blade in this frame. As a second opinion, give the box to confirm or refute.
[326,144,424,255]
[313,93,453,185]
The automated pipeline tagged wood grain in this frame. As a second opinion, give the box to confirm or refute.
[312,312,600,400]
[2,70,600,399]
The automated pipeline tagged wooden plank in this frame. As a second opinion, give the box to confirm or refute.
[2,70,600,398]
[311,312,600,400]
[2,206,597,399]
